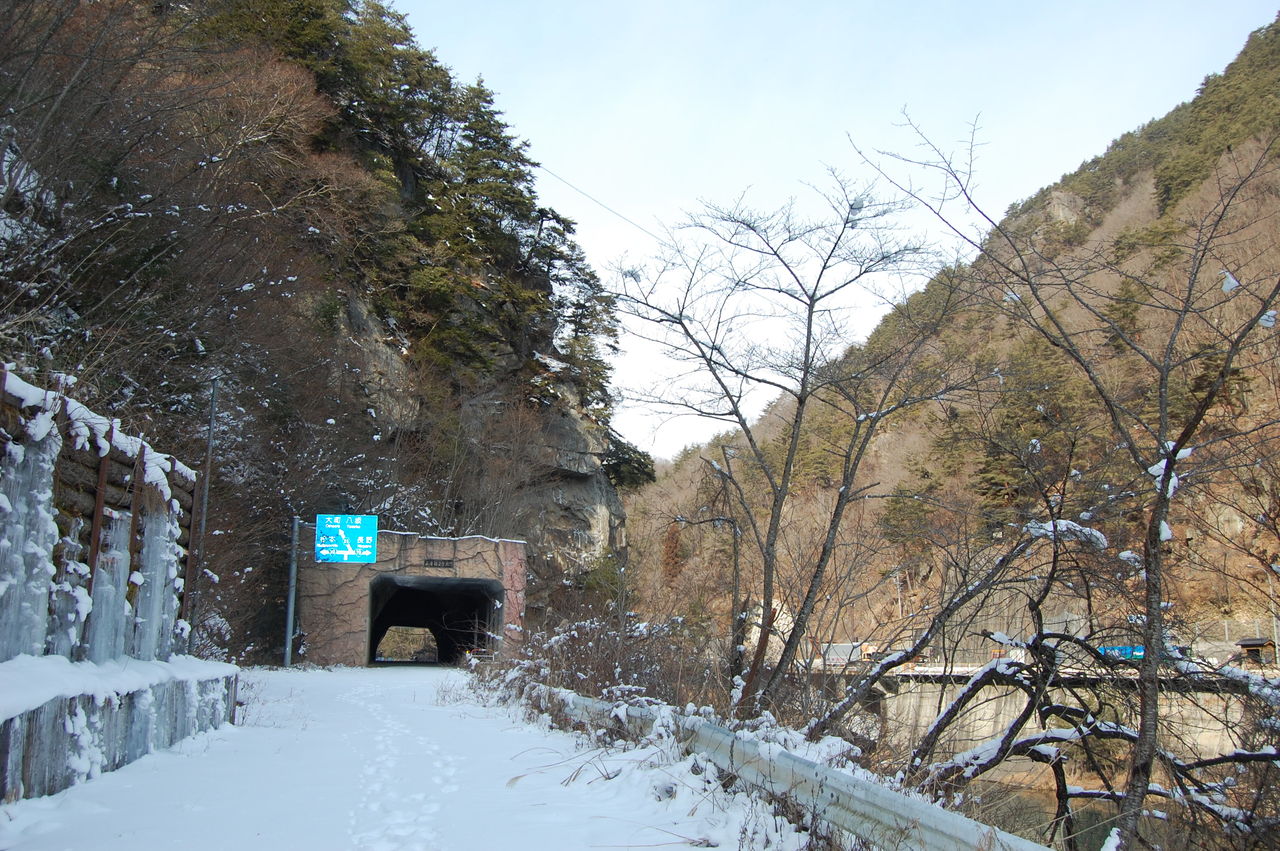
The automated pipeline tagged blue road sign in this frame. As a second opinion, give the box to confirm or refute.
[315,514,378,563]
[1099,645,1145,660]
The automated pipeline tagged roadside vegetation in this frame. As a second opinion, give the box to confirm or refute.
[527,19,1280,850]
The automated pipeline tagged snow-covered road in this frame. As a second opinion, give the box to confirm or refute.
[1,667,808,850]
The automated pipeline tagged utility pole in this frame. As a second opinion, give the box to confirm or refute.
[284,515,299,666]
[192,377,219,576]
[182,375,220,626]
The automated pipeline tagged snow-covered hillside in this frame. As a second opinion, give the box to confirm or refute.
[0,667,814,850]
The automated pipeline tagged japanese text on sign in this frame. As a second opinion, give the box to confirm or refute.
[315,514,378,563]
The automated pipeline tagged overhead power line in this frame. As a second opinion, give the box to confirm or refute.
[535,163,667,246]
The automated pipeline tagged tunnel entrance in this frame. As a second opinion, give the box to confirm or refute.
[368,575,504,665]
[374,627,439,662]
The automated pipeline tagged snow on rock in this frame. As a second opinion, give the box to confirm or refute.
[1119,550,1143,568]
[1024,519,1108,551]
[533,351,569,372]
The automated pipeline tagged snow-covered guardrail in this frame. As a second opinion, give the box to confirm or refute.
[548,690,1050,851]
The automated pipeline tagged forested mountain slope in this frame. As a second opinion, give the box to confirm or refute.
[0,0,649,661]
[618,18,1280,845]
[632,14,1280,661]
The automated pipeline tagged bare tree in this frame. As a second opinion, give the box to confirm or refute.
[855,129,1280,848]
[617,175,977,710]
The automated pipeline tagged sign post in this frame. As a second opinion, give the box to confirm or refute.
[315,514,379,563]
[284,515,299,666]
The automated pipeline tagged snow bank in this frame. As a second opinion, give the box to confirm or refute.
[0,656,236,801]
[0,653,237,722]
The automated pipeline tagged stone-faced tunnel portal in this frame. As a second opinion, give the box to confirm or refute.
[368,575,504,665]
[297,532,526,667]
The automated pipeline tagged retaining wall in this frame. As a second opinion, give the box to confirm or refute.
[0,370,236,802]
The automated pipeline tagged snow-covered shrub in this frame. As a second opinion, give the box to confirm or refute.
[474,611,724,715]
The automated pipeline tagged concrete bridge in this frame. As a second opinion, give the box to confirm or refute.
[807,666,1247,760]
[296,531,526,666]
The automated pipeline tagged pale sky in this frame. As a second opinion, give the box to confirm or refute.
[396,1,1279,459]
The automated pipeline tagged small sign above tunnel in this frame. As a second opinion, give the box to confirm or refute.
[315,514,379,563]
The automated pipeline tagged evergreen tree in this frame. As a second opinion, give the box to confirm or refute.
[196,0,621,410]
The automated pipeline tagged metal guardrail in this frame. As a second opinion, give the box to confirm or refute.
[550,690,1051,851]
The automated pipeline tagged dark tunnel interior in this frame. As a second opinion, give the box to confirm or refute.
[368,575,503,665]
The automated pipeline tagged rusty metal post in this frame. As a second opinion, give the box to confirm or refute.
[124,445,145,610]
[85,423,114,585]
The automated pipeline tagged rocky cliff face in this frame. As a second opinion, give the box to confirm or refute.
[341,294,423,427]
[337,289,626,580]
[483,385,626,570]
[0,0,633,664]
[157,271,626,663]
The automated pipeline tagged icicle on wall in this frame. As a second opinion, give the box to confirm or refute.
[1,370,195,666]
[85,510,133,664]
[1,673,236,801]
[0,372,229,805]
[158,512,184,659]
[46,517,91,659]
[129,507,183,662]
[0,424,62,662]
